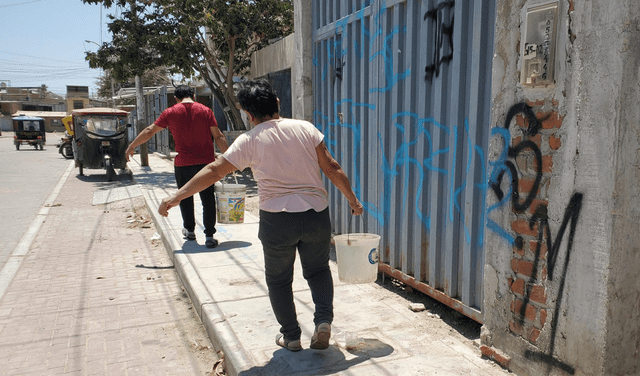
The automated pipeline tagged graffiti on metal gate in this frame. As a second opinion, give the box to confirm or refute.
[424,0,455,81]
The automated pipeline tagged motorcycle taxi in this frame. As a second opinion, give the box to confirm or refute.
[71,107,131,181]
[12,114,46,150]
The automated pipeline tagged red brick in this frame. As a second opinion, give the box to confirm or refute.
[549,134,562,150]
[530,240,548,259]
[542,112,563,129]
[510,278,525,295]
[526,99,545,108]
[532,155,554,173]
[516,114,525,128]
[480,345,512,369]
[511,299,537,322]
[540,309,548,327]
[510,320,524,335]
[529,134,542,147]
[530,285,547,304]
[542,155,553,172]
[518,178,539,195]
[528,327,541,343]
[511,259,535,278]
[529,199,549,215]
[511,219,538,237]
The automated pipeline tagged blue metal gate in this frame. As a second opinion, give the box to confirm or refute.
[312,0,496,320]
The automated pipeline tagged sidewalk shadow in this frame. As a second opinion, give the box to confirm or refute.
[76,170,134,185]
[176,240,253,255]
[128,170,177,191]
[238,339,394,376]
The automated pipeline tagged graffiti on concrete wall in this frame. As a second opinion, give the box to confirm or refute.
[488,102,581,374]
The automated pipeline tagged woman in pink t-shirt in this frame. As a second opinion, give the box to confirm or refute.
[158,79,363,352]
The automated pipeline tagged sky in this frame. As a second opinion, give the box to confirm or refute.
[0,0,117,96]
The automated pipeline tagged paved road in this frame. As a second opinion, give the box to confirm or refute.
[0,132,70,270]
[0,134,219,375]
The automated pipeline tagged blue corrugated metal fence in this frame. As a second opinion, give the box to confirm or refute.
[312,0,496,320]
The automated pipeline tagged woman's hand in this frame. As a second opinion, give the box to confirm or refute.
[349,199,364,216]
[158,195,181,217]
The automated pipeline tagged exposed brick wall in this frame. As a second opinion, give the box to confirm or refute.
[508,99,563,345]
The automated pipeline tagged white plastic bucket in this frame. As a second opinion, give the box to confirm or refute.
[214,182,246,224]
[334,233,380,284]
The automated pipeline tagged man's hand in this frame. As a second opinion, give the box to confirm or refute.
[159,195,181,217]
[350,199,364,216]
[125,145,135,162]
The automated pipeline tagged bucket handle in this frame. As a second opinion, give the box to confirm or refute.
[346,214,367,245]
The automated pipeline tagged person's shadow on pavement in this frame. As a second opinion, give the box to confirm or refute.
[177,240,253,254]
[238,338,394,376]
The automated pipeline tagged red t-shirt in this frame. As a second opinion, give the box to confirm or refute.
[154,102,219,167]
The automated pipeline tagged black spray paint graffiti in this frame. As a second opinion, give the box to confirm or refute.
[490,103,542,221]
[524,193,582,375]
[491,102,582,374]
[424,0,455,81]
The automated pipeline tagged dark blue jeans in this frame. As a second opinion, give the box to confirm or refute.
[258,208,334,341]
[174,164,217,237]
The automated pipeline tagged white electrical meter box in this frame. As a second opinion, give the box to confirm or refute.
[521,2,558,86]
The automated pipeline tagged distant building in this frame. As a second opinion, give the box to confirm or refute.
[0,84,105,131]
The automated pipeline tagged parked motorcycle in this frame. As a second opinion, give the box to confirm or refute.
[58,132,73,159]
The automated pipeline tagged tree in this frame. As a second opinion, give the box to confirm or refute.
[83,0,293,131]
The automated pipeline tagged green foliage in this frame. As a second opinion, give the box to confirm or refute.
[83,0,293,129]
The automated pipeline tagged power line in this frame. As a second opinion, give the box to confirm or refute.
[0,50,88,65]
[0,0,43,8]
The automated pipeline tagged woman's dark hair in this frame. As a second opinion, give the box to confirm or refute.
[174,85,194,100]
[236,79,279,120]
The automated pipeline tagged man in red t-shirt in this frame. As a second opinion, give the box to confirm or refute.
[125,85,228,248]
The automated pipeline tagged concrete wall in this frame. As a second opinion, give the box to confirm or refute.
[250,0,314,123]
[292,0,313,122]
[250,34,294,78]
[482,0,640,375]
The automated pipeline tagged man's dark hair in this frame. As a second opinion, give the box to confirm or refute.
[174,85,194,100]
[236,79,279,120]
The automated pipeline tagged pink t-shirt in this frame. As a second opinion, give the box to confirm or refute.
[154,102,218,167]
[222,118,329,213]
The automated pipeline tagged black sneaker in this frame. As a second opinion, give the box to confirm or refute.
[205,237,219,248]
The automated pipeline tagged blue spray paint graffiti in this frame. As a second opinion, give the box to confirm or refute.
[312,0,498,249]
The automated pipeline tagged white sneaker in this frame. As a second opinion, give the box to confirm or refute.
[182,228,196,240]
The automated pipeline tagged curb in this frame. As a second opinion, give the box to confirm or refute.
[129,157,254,376]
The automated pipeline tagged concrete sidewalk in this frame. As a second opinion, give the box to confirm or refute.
[129,153,511,376]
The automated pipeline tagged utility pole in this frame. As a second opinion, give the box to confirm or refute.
[131,0,148,166]
[135,75,148,166]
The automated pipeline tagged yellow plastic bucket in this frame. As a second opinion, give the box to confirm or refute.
[214,182,246,224]
[334,233,380,284]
